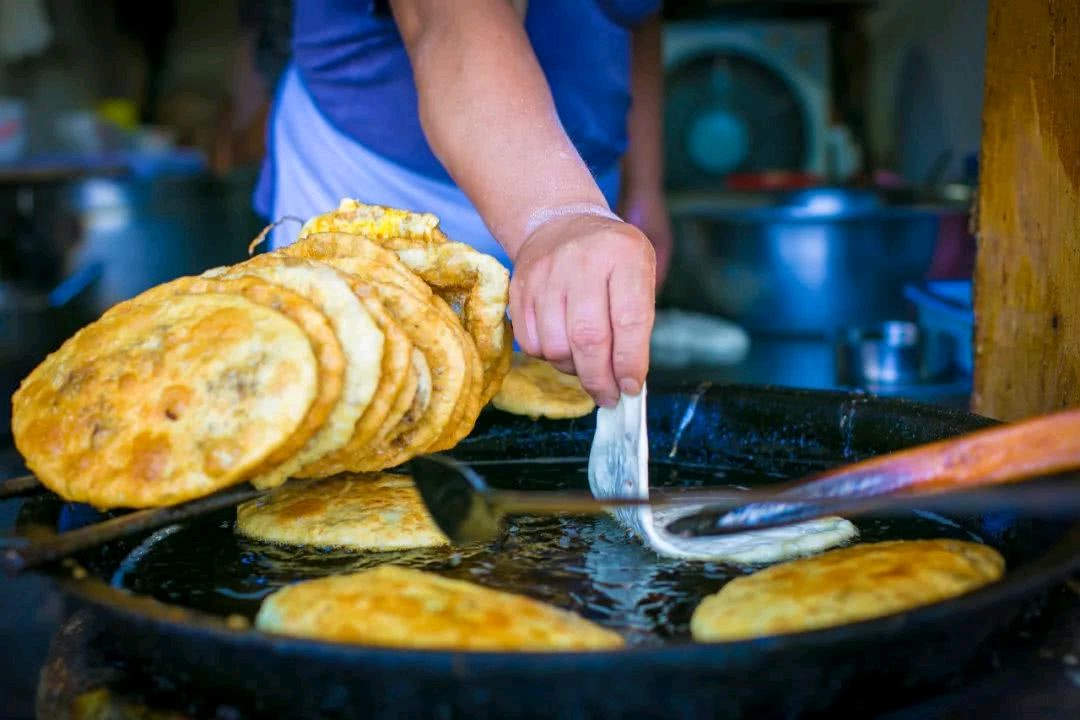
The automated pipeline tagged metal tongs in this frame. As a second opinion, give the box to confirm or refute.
[410,406,1080,545]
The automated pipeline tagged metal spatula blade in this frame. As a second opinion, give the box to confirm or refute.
[409,454,661,544]
[408,455,504,544]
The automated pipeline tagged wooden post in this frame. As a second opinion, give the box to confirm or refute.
[973,0,1080,420]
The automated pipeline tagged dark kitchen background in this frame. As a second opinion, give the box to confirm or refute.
[1,1,1075,719]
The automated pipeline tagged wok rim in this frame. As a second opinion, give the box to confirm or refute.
[32,383,1080,666]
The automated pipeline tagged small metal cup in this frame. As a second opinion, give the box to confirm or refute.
[835,321,955,387]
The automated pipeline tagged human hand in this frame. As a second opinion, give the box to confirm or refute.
[509,212,657,408]
[619,189,674,289]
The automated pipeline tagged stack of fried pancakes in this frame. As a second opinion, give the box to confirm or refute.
[11,200,513,509]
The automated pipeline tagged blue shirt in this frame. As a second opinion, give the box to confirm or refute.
[289,0,660,184]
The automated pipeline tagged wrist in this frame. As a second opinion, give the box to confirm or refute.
[524,202,621,237]
[507,202,623,261]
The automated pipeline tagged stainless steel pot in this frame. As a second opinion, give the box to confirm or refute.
[68,169,266,313]
[661,188,950,336]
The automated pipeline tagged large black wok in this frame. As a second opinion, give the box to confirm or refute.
[16,384,1080,719]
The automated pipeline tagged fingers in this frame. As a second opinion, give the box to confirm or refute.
[509,273,539,355]
[535,285,572,367]
[565,265,619,407]
[608,256,655,395]
[507,217,655,407]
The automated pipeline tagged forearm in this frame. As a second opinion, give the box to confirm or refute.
[391,0,608,259]
[620,13,665,200]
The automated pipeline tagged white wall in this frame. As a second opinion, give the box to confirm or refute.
[865,0,989,184]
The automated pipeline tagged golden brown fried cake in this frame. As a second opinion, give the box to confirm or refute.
[12,294,319,508]
[387,347,432,449]
[291,277,412,479]
[284,230,433,296]
[206,256,384,486]
[340,267,474,465]
[333,291,411,456]
[298,198,449,244]
[293,212,510,405]
[255,566,626,651]
[281,234,482,466]
[235,473,448,550]
[491,352,596,420]
[690,539,1005,642]
[374,347,421,448]
[108,276,346,487]
[385,242,510,405]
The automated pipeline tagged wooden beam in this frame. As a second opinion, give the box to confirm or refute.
[973,0,1080,420]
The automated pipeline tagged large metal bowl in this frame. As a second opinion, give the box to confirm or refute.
[660,188,950,336]
[67,169,266,313]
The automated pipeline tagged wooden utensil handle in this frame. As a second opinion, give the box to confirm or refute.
[782,408,1080,501]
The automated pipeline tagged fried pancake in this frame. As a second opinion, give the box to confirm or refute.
[281,235,482,464]
[284,231,433,296]
[292,220,509,405]
[298,198,449,244]
[336,292,410,452]
[255,566,626,651]
[292,277,412,479]
[205,256,383,486]
[110,275,346,487]
[283,233,483,453]
[366,346,421,451]
[390,347,433,439]
[491,352,595,419]
[487,324,513,395]
[388,242,510,405]
[235,473,448,550]
[339,265,473,465]
[12,294,318,508]
[690,539,1005,642]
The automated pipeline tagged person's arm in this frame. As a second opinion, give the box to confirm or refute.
[618,13,674,287]
[390,0,655,406]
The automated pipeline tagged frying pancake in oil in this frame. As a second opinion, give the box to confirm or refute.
[255,565,626,651]
[236,473,448,550]
[690,539,1005,642]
